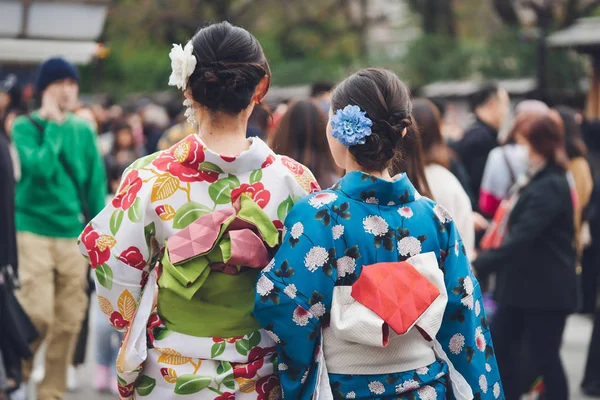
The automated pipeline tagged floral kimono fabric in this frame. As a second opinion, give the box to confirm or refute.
[254,172,504,400]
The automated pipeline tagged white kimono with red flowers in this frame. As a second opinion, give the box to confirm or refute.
[79,135,318,399]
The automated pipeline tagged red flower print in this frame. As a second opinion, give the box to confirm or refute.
[81,225,113,269]
[148,313,163,329]
[281,156,305,175]
[231,183,271,208]
[117,246,146,270]
[112,170,143,210]
[140,270,149,287]
[262,154,276,168]
[272,220,284,230]
[310,181,321,193]
[256,375,280,400]
[118,382,135,398]
[212,336,244,344]
[152,137,218,182]
[233,346,275,380]
[221,155,237,163]
[215,393,235,400]
[110,311,128,329]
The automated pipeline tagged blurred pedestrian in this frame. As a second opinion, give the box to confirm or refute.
[10,57,107,400]
[141,103,169,155]
[104,119,139,194]
[454,83,510,208]
[270,99,341,188]
[412,98,475,258]
[310,81,333,114]
[473,115,577,400]
[479,100,549,218]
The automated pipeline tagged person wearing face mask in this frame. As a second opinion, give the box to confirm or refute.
[10,57,107,400]
[473,114,578,400]
[479,100,550,218]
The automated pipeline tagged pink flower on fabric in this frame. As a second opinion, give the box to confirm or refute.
[112,170,142,210]
[398,207,413,218]
[292,306,312,326]
[475,327,487,352]
[449,333,465,354]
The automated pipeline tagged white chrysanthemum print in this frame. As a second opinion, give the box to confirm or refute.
[366,197,379,204]
[434,204,453,223]
[485,363,492,373]
[449,333,465,354]
[493,382,501,398]
[479,375,488,393]
[417,385,437,400]
[291,222,304,239]
[463,276,474,295]
[265,330,280,343]
[337,256,356,278]
[461,294,474,310]
[435,372,445,380]
[292,306,312,326]
[455,241,460,256]
[475,326,487,352]
[396,380,420,394]
[416,367,429,375]
[308,193,338,208]
[263,259,275,273]
[309,302,326,318]
[346,392,356,399]
[301,370,309,384]
[284,284,297,299]
[387,201,396,206]
[398,236,422,257]
[363,215,389,237]
[368,381,385,395]
[304,246,329,272]
[256,275,274,296]
[332,224,345,240]
[398,207,414,218]
[475,300,481,317]
[278,363,288,371]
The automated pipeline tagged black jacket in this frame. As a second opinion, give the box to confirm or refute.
[0,132,17,271]
[454,119,498,207]
[473,164,578,311]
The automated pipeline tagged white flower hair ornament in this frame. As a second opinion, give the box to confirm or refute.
[168,41,198,125]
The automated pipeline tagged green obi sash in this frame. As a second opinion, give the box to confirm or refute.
[157,195,279,338]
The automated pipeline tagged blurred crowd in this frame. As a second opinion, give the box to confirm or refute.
[1,63,600,400]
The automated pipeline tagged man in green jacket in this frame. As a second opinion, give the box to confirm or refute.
[11,57,106,400]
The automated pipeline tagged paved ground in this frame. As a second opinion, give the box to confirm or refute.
[24,309,598,400]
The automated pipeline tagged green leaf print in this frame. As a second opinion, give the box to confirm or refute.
[211,342,226,359]
[109,209,124,235]
[136,375,156,396]
[144,222,156,253]
[173,202,211,229]
[216,361,233,375]
[117,375,127,387]
[127,153,160,172]
[153,327,172,341]
[223,374,235,390]
[128,198,143,223]
[95,264,113,290]
[198,162,224,174]
[248,331,261,348]
[235,338,250,356]
[277,196,294,221]
[250,169,263,184]
[174,374,212,395]
[209,175,240,205]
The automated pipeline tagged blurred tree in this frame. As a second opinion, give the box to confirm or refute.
[492,0,600,28]
[407,0,457,36]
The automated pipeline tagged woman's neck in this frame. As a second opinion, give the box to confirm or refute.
[197,111,250,156]
[345,162,392,181]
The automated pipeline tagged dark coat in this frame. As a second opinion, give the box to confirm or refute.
[473,164,578,312]
[0,132,17,271]
[454,119,498,207]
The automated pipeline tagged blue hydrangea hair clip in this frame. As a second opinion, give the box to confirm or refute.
[330,105,373,148]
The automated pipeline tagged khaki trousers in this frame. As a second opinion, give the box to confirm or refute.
[16,232,88,400]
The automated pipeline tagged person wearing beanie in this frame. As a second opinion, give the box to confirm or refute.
[10,57,106,400]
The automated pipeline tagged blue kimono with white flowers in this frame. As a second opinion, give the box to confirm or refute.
[253,172,503,400]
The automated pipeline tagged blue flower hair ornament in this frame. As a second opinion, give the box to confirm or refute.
[330,105,373,147]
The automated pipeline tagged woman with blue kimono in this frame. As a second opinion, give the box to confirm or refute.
[253,69,504,399]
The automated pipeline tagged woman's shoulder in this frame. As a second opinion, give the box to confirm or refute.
[270,153,321,195]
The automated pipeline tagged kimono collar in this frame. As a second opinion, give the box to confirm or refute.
[335,171,419,206]
[194,135,275,175]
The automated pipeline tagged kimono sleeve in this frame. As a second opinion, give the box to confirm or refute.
[254,201,336,400]
[78,167,159,332]
[435,219,504,400]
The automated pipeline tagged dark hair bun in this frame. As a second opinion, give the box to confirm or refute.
[187,22,271,114]
[331,69,412,171]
